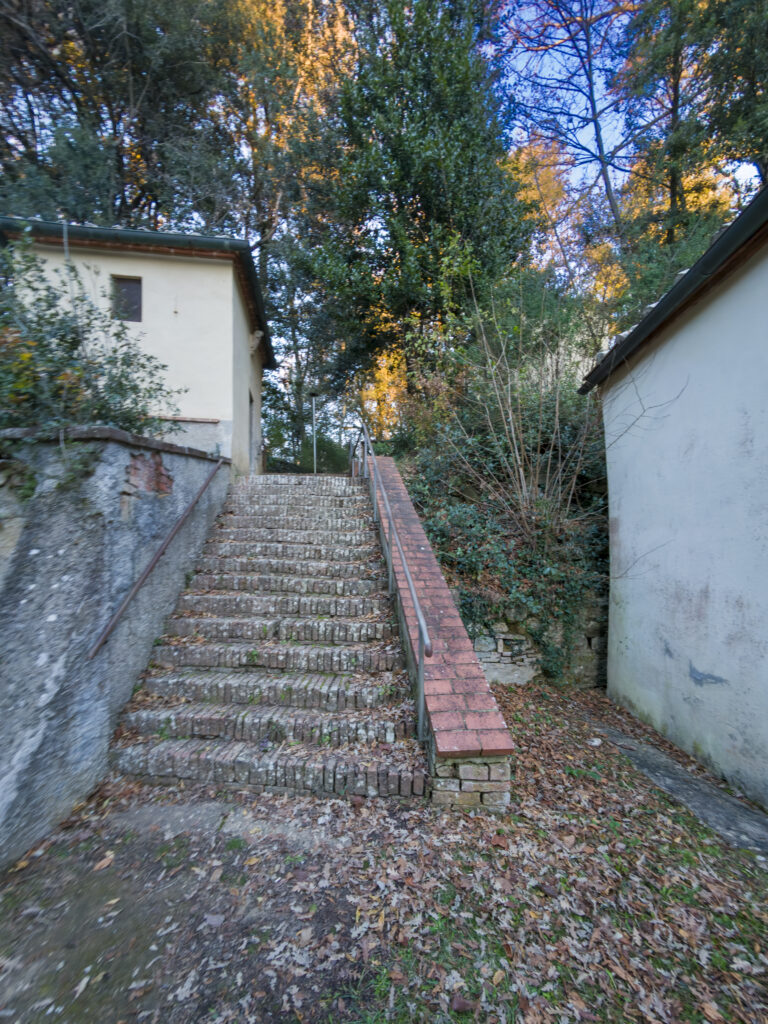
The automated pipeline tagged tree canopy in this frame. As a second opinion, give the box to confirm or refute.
[1,0,764,449]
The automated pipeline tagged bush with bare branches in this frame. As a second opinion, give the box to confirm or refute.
[397,276,607,680]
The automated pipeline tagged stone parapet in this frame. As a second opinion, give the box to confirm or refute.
[0,435,229,868]
[431,757,512,811]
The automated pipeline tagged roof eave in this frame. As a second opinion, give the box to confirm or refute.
[0,216,277,370]
[579,186,768,395]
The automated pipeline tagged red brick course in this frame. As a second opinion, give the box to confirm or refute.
[127,451,173,494]
[374,458,514,760]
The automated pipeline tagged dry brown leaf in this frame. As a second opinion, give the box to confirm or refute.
[450,993,477,1013]
[701,1002,725,1022]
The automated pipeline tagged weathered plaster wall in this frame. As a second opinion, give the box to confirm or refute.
[250,344,265,474]
[163,418,232,462]
[36,245,236,443]
[602,244,768,808]
[231,272,264,475]
[0,434,229,867]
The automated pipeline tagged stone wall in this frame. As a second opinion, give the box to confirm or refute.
[0,429,230,868]
[431,757,512,812]
[472,595,608,689]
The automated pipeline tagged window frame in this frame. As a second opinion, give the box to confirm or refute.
[111,275,143,322]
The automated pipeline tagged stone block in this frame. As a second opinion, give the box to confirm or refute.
[431,790,481,808]
[431,777,461,792]
[435,762,457,778]
[473,635,496,653]
[460,780,510,793]
[458,763,489,781]
[481,661,537,688]
[488,762,511,782]
[453,791,482,807]
[482,791,511,811]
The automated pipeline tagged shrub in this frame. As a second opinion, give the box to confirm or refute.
[0,239,180,435]
[397,273,608,680]
[266,433,349,474]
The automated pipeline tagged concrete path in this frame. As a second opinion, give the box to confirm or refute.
[593,721,768,854]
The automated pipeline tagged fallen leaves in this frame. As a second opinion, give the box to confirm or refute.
[3,680,767,1024]
[450,992,478,1012]
[92,851,114,871]
[701,1001,726,1022]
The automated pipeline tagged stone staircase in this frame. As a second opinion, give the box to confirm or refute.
[112,474,429,800]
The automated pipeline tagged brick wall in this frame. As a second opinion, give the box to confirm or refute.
[373,458,514,811]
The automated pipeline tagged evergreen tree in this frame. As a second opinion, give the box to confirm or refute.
[702,0,768,184]
[310,0,531,380]
[0,0,244,225]
[607,0,735,321]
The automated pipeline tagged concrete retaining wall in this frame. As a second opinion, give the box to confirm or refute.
[0,430,230,867]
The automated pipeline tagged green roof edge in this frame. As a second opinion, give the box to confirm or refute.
[0,216,276,370]
[579,186,768,394]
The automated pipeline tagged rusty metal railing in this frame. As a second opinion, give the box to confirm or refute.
[349,423,432,741]
[87,457,226,659]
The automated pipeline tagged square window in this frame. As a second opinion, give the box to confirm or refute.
[111,276,142,322]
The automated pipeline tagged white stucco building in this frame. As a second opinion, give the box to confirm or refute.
[580,187,768,809]
[0,217,276,475]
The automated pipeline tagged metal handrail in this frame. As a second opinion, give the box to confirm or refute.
[349,423,432,741]
[87,457,226,659]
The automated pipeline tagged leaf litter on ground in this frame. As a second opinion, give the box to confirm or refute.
[0,680,766,1023]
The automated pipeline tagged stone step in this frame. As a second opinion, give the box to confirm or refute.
[224,492,371,513]
[208,527,377,547]
[112,738,428,799]
[166,615,394,645]
[151,640,404,673]
[177,591,391,620]
[194,555,384,579]
[202,540,380,562]
[220,510,373,530]
[237,472,362,482]
[122,701,416,748]
[111,470,427,808]
[145,668,403,710]
[234,476,366,496]
[189,571,386,596]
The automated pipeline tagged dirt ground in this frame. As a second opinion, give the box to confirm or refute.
[2,682,767,1024]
